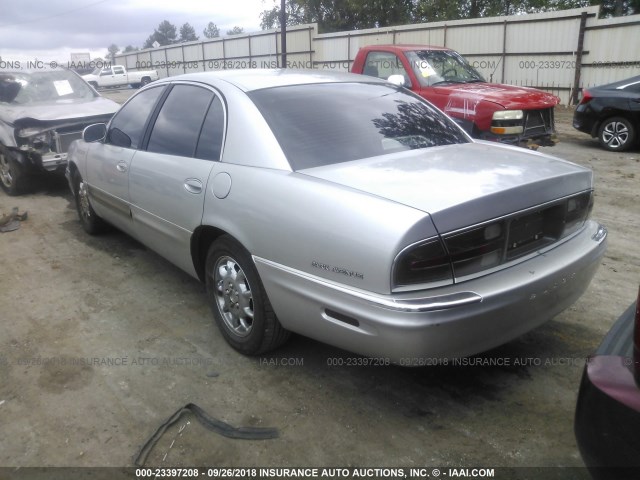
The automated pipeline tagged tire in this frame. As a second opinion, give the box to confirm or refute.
[73,172,107,234]
[205,236,290,355]
[140,77,151,87]
[0,148,26,196]
[598,116,636,152]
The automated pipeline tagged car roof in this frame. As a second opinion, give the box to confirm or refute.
[156,68,390,92]
[592,75,640,91]
[359,44,452,52]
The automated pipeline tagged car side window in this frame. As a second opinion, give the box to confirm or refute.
[364,51,411,87]
[147,85,214,158]
[113,66,125,75]
[195,96,225,161]
[107,86,164,149]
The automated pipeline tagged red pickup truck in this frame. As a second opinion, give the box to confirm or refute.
[351,45,560,147]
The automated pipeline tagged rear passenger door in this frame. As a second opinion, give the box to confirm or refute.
[128,83,226,276]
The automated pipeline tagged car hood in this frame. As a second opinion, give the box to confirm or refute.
[0,96,119,126]
[430,82,560,110]
[299,141,592,233]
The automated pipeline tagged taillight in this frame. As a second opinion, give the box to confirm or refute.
[633,286,640,386]
[446,221,506,278]
[392,238,453,288]
[578,90,593,105]
[562,191,593,238]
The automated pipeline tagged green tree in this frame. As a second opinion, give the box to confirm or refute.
[226,26,245,35]
[599,0,640,16]
[143,20,178,48]
[203,21,220,38]
[259,0,413,33]
[107,44,119,63]
[179,22,199,42]
[123,45,138,53]
[260,0,639,31]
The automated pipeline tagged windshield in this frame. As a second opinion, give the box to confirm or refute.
[249,82,469,170]
[407,50,485,87]
[0,70,97,104]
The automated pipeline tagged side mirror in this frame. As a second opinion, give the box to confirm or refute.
[83,123,107,143]
[387,75,406,87]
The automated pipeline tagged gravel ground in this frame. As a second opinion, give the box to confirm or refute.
[0,93,638,478]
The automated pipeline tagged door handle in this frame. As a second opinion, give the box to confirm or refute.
[184,178,203,194]
[116,162,128,172]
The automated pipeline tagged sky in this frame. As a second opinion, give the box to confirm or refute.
[0,0,275,63]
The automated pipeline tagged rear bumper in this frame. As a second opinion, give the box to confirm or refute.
[256,220,607,362]
[572,106,598,137]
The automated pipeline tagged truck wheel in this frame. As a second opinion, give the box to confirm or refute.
[598,116,636,151]
[205,236,290,355]
[0,148,26,196]
[140,77,151,87]
[74,172,107,234]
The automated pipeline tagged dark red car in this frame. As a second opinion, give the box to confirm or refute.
[351,45,560,147]
[574,287,640,479]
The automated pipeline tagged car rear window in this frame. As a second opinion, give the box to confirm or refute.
[248,82,468,170]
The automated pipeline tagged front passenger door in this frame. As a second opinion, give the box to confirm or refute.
[86,85,165,233]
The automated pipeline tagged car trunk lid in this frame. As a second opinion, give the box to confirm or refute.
[299,141,592,233]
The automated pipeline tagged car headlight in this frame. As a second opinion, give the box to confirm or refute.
[17,128,53,152]
[392,237,453,289]
[491,110,524,135]
[492,110,524,121]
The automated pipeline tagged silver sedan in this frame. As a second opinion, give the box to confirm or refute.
[66,69,607,362]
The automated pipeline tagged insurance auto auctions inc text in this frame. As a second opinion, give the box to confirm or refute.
[245,467,495,478]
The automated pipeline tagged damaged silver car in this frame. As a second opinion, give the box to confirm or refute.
[68,70,607,362]
[0,67,119,195]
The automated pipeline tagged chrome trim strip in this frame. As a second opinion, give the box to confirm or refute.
[253,256,483,313]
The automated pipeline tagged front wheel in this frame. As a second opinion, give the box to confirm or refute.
[205,236,289,355]
[0,148,26,196]
[74,172,107,234]
[598,116,636,151]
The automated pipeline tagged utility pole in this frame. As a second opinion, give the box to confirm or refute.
[280,0,287,68]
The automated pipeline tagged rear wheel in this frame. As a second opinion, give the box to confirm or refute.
[598,116,636,151]
[0,148,26,196]
[205,236,290,355]
[140,77,151,87]
[74,172,107,234]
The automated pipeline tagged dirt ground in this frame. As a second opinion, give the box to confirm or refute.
[0,92,638,477]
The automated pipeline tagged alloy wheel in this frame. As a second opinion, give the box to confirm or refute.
[213,256,254,337]
[601,121,629,149]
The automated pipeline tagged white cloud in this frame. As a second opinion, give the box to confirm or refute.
[0,0,273,63]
